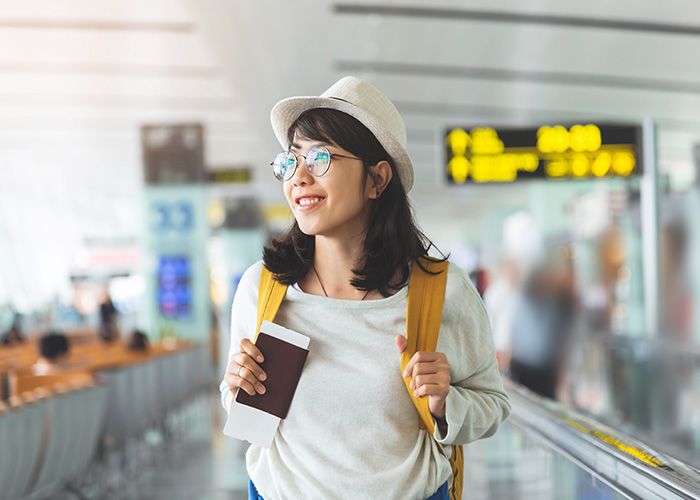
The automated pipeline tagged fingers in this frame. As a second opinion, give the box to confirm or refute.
[240,338,264,363]
[411,375,450,398]
[224,339,267,396]
[225,368,263,397]
[395,335,407,354]
[402,351,446,379]
[402,351,450,397]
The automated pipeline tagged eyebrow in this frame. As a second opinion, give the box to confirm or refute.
[290,140,333,151]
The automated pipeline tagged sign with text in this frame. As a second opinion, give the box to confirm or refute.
[207,168,251,184]
[445,124,642,184]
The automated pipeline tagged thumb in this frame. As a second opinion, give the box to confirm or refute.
[395,334,407,354]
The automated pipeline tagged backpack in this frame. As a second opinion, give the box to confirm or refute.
[256,256,464,500]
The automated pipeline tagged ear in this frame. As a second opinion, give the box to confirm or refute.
[367,160,393,199]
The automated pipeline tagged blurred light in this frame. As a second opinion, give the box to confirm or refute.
[73,284,99,315]
[618,266,632,283]
[110,275,145,313]
[613,303,628,319]
[503,211,542,265]
[74,248,90,269]
[207,200,226,227]
[210,282,228,305]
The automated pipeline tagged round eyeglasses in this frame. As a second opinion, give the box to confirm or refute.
[270,145,362,182]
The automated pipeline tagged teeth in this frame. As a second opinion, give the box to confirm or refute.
[298,197,322,206]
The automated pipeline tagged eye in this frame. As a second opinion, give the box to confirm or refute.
[307,146,331,175]
[272,152,296,180]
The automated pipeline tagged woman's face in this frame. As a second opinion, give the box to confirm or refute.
[284,133,374,239]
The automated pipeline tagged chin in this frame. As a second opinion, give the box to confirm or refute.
[295,220,321,236]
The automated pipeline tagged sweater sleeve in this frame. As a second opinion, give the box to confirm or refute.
[432,264,512,445]
[219,260,264,412]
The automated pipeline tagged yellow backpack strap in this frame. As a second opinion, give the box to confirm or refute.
[256,266,288,340]
[402,256,448,434]
[402,257,463,500]
[450,445,464,500]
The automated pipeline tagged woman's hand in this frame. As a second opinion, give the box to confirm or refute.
[224,338,267,396]
[396,335,451,419]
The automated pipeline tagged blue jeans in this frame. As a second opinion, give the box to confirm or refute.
[248,479,449,499]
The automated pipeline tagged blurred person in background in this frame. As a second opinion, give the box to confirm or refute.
[509,256,576,399]
[32,330,71,375]
[469,267,490,297]
[1,308,24,345]
[483,258,521,373]
[2,320,24,346]
[660,223,693,341]
[581,225,625,333]
[127,329,149,352]
[99,288,119,342]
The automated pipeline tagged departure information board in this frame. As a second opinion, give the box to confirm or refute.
[445,124,642,184]
[158,255,192,320]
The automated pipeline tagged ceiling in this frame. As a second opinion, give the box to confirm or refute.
[1,0,700,307]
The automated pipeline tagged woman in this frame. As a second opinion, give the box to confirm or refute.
[221,77,511,500]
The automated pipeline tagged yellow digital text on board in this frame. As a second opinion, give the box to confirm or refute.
[446,124,637,183]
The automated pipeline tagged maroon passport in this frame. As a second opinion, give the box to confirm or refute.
[235,331,309,419]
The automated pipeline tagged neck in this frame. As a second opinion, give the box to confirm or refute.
[308,234,370,300]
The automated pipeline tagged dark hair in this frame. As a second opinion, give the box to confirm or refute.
[39,331,69,360]
[263,108,443,296]
[128,330,149,351]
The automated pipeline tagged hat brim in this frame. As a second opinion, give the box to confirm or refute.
[271,96,414,193]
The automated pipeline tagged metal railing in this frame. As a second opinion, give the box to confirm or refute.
[506,379,700,500]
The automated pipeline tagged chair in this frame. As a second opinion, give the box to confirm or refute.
[66,384,108,479]
[29,383,91,495]
[4,393,49,500]
[100,367,133,445]
[0,401,15,497]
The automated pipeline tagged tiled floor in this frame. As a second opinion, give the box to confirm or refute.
[115,395,250,500]
[45,389,627,500]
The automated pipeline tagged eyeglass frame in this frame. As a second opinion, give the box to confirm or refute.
[270,145,362,182]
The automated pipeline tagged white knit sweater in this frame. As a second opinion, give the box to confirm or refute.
[220,260,511,500]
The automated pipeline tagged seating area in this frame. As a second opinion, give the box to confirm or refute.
[0,336,210,500]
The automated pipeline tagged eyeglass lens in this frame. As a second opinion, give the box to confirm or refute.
[271,146,332,181]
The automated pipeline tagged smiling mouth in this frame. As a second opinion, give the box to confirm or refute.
[296,197,324,208]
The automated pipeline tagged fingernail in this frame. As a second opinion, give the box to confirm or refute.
[257,385,265,394]
[413,390,419,397]
[257,355,264,363]
[409,380,415,389]
[403,370,408,377]
[260,373,266,381]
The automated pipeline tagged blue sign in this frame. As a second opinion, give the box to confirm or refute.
[158,255,192,319]
[150,201,194,233]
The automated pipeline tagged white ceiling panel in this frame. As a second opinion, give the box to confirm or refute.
[0,29,215,67]
[0,72,234,100]
[332,18,700,82]
[0,0,193,25]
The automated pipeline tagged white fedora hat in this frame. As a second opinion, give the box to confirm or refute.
[270,76,414,192]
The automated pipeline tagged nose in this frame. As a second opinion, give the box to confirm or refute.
[290,153,313,186]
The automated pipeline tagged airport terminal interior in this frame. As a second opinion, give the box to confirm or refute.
[1,1,700,499]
